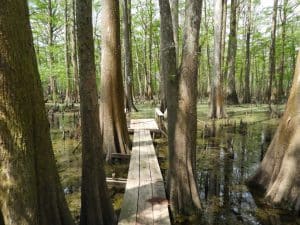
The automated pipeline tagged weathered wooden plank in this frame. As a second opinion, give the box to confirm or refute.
[129,119,159,132]
[127,130,140,181]
[119,126,170,225]
[118,179,139,225]
[142,130,163,182]
[137,179,154,225]
[152,181,170,225]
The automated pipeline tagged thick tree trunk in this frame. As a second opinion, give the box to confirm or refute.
[247,52,300,213]
[168,0,202,216]
[268,0,279,105]
[122,0,138,112]
[0,1,74,224]
[210,0,226,118]
[64,0,72,105]
[100,0,130,161]
[226,0,239,104]
[76,0,116,224]
[243,0,251,103]
[159,0,177,112]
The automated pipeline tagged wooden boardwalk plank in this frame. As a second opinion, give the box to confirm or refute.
[118,121,170,225]
[152,181,170,225]
[129,119,160,133]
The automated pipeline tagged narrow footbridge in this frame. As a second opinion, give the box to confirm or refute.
[118,118,171,225]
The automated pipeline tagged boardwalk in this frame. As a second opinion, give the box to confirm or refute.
[128,118,160,133]
[118,119,170,225]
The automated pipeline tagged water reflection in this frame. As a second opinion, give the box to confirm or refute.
[196,119,299,225]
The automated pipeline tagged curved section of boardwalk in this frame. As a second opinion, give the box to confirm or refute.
[118,119,170,225]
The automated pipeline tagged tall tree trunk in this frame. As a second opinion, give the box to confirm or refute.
[122,0,138,112]
[268,0,279,105]
[210,0,226,118]
[64,0,72,105]
[0,1,74,224]
[159,0,177,112]
[243,0,251,103]
[47,0,57,103]
[247,52,300,213]
[204,0,212,103]
[100,0,130,161]
[168,0,202,216]
[71,0,79,103]
[146,0,154,100]
[221,0,227,78]
[226,0,239,104]
[169,0,179,64]
[277,0,288,102]
[76,0,116,224]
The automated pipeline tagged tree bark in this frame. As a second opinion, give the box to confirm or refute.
[167,0,202,216]
[100,0,130,161]
[71,0,79,103]
[76,0,116,224]
[268,0,279,105]
[0,1,74,224]
[243,0,251,103]
[169,0,179,64]
[122,0,138,112]
[247,51,300,213]
[210,0,226,118]
[277,0,288,102]
[159,0,177,112]
[226,0,239,104]
[47,0,57,103]
[64,0,72,105]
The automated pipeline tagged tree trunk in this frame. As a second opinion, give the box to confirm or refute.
[210,0,226,118]
[226,0,239,104]
[159,0,177,112]
[64,0,72,105]
[169,0,179,64]
[247,51,300,213]
[0,1,74,224]
[71,0,79,103]
[221,0,227,78]
[47,0,57,103]
[146,0,154,100]
[268,0,279,105]
[122,0,138,112]
[100,0,130,161]
[76,0,116,224]
[167,0,202,216]
[277,0,288,102]
[243,0,251,103]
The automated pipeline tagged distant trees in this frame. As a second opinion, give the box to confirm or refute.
[76,0,116,224]
[167,0,202,216]
[248,51,300,213]
[0,1,74,224]
[100,0,130,161]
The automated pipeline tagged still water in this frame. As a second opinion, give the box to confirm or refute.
[50,106,300,225]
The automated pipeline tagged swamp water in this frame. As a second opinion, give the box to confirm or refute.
[50,105,300,225]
